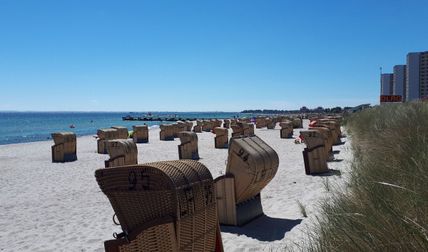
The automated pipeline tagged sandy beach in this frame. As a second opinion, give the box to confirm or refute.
[0,120,352,251]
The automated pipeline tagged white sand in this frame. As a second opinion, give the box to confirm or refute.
[0,120,352,251]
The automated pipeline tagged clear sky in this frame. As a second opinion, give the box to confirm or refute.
[1,0,427,112]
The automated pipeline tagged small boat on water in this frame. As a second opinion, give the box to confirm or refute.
[69,124,75,128]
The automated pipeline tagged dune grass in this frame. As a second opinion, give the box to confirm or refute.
[306,102,428,251]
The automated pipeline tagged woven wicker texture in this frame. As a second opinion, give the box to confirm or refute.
[105,220,178,252]
[160,124,174,140]
[95,160,217,251]
[292,118,303,128]
[184,121,193,131]
[178,132,199,160]
[105,139,138,167]
[111,126,129,139]
[51,132,77,162]
[213,127,228,149]
[222,119,230,129]
[98,128,119,140]
[300,130,328,174]
[279,121,293,139]
[226,136,279,204]
[132,125,149,143]
[300,130,324,148]
[255,117,266,129]
[266,118,276,129]
[51,132,76,153]
[201,121,212,132]
[308,126,333,159]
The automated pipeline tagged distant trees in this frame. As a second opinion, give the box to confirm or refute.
[241,106,345,114]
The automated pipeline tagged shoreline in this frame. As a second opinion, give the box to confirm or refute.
[0,120,352,251]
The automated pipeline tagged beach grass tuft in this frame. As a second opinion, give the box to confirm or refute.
[305,102,428,251]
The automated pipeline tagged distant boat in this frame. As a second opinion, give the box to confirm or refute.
[69,124,75,128]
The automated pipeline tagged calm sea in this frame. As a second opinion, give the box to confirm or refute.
[0,112,247,145]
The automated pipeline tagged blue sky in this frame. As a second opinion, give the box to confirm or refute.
[1,0,427,112]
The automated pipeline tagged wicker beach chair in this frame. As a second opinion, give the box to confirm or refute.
[280,121,294,139]
[95,160,223,252]
[160,124,174,141]
[51,132,77,162]
[292,118,303,129]
[255,117,266,129]
[266,118,276,129]
[212,119,222,128]
[317,119,343,145]
[111,126,129,139]
[178,132,199,160]
[132,125,149,143]
[185,121,193,131]
[214,136,279,226]
[202,120,212,132]
[174,122,187,138]
[105,139,138,168]
[232,122,254,138]
[222,119,230,129]
[308,125,334,161]
[97,128,119,154]
[193,120,202,133]
[213,127,228,149]
[300,130,328,174]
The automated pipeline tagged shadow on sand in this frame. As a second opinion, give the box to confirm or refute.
[311,169,342,177]
[328,158,344,163]
[220,215,302,242]
[333,141,346,146]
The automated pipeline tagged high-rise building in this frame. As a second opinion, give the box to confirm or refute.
[420,52,428,99]
[393,65,406,101]
[381,73,393,95]
[406,52,420,101]
[380,50,428,103]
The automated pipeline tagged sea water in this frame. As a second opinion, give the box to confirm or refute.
[0,111,247,145]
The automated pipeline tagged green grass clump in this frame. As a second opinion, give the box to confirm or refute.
[306,102,428,251]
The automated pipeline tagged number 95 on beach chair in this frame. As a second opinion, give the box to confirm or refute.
[214,136,279,226]
[95,160,223,252]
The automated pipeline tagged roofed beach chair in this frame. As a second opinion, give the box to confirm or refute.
[202,120,213,132]
[222,119,230,129]
[300,130,328,174]
[105,139,138,168]
[185,121,193,131]
[178,131,200,160]
[280,121,294,139]
[232,122,255,138]
[213,127,228,149]
[214,136,279,226]
[97,128,119,154]
[95,160,223,252]
[174,121,187,137]
[292,118,303,129]
[309,124,334,161]
[111,126,129,139]
[255,117,266,129]
[132,125,149,143]
[51,132,77,162]
[193,120,202,133]
[266,118,276,129]
[318,119,343,145]
[214,119,222,128]
[160,124,174,141]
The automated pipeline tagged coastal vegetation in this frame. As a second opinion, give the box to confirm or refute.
[306,102,428,251]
